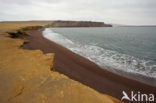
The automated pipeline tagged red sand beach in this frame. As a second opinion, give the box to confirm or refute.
[21,28,156,102]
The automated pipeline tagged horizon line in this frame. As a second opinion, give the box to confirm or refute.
[0,20,156,26]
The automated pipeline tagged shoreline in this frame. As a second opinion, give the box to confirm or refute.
[0,23,122,103]
[21,28,156,100]
[43,28,156,86]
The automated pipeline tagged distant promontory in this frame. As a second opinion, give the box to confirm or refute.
[50,20,112,27]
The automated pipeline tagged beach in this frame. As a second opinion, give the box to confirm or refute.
[0,22,123,103]
[1,0,156,102]
[21,28,156,101]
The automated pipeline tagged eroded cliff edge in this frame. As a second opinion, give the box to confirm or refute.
[0,21,120,103]
[50,20,112,27]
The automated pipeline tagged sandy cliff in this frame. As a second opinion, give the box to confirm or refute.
[50,20,112,27]
[3,20,112,27]
[0,21,120,103]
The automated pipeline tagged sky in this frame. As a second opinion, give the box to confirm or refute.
[0,0,156,25]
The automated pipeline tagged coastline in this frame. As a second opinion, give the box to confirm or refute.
[21,28,156,100]
[0,22,121,103]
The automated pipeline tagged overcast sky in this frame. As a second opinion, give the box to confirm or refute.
[0,0,156,25]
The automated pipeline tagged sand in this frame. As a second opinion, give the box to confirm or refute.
[0,22,121,103]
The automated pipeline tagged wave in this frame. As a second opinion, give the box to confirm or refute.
[43,28,156,78]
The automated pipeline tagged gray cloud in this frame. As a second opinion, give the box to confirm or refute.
[0,0,156,25]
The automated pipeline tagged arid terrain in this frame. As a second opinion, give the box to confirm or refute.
[0,21,120,103]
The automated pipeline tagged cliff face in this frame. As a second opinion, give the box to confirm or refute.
[2,20,112,27]
[50,21,112,27]
[0,22,120,103]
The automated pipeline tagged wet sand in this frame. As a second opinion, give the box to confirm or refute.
[21,28,156,102]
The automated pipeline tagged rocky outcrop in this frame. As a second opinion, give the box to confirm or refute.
[7,26,43,38]
[50,20,112,27]
[0,22,120,103]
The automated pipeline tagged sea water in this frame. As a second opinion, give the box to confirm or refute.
[43,27,156,83]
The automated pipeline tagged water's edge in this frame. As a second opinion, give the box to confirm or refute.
[42,28,156,86]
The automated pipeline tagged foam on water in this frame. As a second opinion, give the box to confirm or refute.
[43,28,156,78]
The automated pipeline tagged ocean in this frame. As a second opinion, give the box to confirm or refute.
[43,27,156,80]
